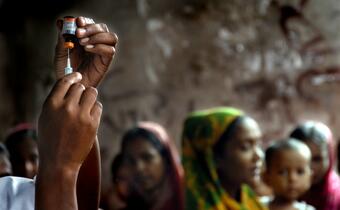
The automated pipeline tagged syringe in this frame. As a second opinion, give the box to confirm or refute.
[64,48,73,75]
[62,16,76,75]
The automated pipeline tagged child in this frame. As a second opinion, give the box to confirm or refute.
[101,153,131,210]
[262,138,315,210]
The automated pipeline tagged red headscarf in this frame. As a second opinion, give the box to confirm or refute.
[125,121,184,210]
[299,122,340,210]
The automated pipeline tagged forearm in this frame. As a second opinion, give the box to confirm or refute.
[36,166,80,210]
[77,137,101,210]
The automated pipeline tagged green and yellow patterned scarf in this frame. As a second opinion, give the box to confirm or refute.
[182,107,266,210]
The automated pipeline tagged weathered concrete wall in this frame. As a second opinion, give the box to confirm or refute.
[1,0,340,187]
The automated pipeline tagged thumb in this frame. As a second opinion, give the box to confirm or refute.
[56,18,63,32]
[54,18,69,79]
[55,18,67,53]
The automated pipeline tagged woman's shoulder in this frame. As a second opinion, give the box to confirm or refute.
[0,176,35,210]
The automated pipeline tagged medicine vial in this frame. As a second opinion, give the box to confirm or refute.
[62,16,77,49]
[62,16,76,75]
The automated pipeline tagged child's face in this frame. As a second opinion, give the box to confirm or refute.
[114,164,131,198]
[264,149,312,201]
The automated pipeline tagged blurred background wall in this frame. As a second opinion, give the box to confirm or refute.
[1,0,340,188]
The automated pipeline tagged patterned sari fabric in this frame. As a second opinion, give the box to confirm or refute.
[182,107,266,210]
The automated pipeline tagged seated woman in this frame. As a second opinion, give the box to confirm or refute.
[120,121,184,210]
[290,121,340,210]
[182,107,266,210]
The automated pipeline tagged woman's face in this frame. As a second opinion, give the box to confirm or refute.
[304,140,329,185]
[124,137,166,193]
[217,117,263,187]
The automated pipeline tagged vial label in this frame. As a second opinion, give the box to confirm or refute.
[62,18,76,35]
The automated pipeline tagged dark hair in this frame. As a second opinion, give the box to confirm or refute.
[121,127,168,159]
[265,138,311,168]
[290,122,327,145]
[213,116,245,157]
[4,129,37,154]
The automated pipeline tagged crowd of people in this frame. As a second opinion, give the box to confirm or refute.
[1,15,340,210]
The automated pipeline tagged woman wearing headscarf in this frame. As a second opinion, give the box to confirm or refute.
[290,121,340,210]
[182,107,267,210]
[120,121,184,210]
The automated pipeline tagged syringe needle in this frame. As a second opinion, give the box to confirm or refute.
[64,48,73,75]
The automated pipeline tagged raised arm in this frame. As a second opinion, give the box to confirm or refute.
[35,72,102,210]
[53,16,118,210]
